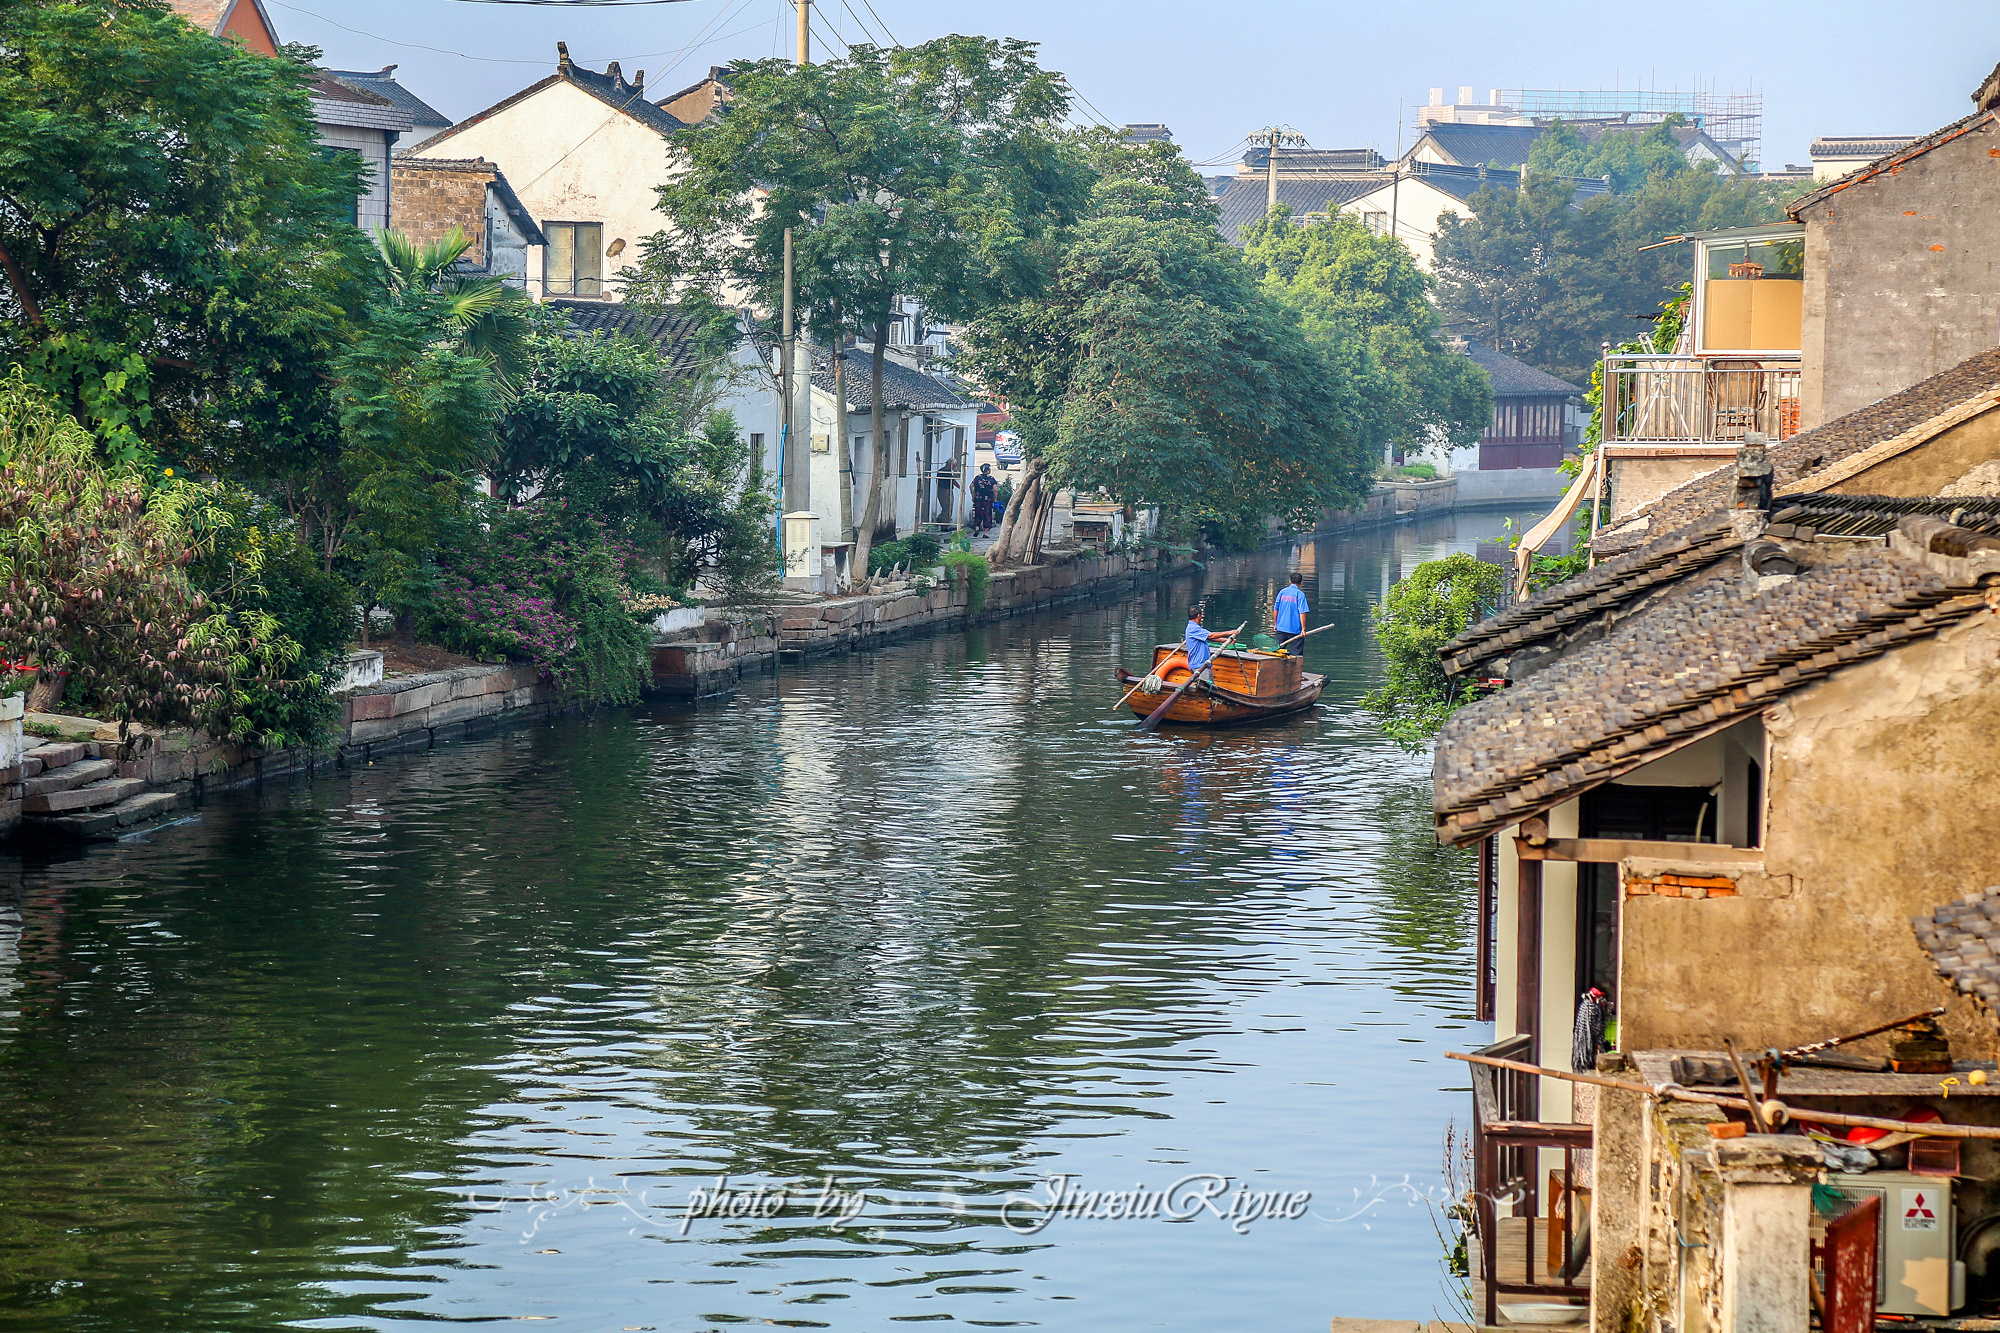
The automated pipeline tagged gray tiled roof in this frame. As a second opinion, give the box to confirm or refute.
[1433,527,1993,844]
[812,349,975,412]
[1461,339,1585,397]
[1593,346,2000,557]
[1217,176,1386,244]
[552,300,714,379]
[1916,888,2000,1009]
[331,67,452,134]
[1412,123,1544,169]
[1402,159,1611,207]
[410,50,684,154]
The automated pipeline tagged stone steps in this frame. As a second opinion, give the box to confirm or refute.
[21,758,116,798]
[33,789,181,840]
[23,775,145,815]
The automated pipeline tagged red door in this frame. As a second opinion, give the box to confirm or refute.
[1824,1194,1881,1333]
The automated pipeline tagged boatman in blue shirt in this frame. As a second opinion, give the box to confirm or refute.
[1182,604,1236,675]
[1274,573,1310,657]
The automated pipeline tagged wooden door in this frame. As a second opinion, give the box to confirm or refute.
[1824,1194,1880,1333]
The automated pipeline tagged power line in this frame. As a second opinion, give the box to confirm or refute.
[855,0,897,45]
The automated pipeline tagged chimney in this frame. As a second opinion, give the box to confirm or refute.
[1489,88,1502,106]
[1458,86,1475,106]
[634,69,644,92]
[557,41,572,74]
[1733,434,1773,511]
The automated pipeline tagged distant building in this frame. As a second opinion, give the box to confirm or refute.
[166,0,279,55]
[406,44,691,301]
[1457,339,1585,471]
[1120,124,1173,144]
[655,66,733,125]
[332,66,453,143]
[1414,84,1762,168]
[390,157,545,287]
[1214,147,1388,245]
[1405,117,1741,175]
[1807,134,1919,180]
[1336,161,1609,270]
[305,71,413,232]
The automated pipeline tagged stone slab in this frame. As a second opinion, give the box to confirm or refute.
[424,694,505,727]
[34,806,120,839]
[23,776,145,813]
[21,758,116,797]
[111,790,180,826]
[24,741,87,770]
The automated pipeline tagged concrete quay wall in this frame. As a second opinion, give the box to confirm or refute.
[652,550,1191,698]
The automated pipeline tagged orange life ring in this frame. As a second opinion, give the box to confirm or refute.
[1158,662,1194,686]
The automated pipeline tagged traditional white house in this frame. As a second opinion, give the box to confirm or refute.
[808,348,981,544]
[406,45,690,302]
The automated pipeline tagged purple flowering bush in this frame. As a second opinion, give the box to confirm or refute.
[426,504,650,703]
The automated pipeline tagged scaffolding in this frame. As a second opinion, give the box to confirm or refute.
[1503,85,1763,169]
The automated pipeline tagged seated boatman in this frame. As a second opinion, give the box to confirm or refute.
[1182,604,1237,678]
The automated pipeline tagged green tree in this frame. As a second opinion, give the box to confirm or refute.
[1242,208,1491,466]
[0,1,366,463]
[962,136,1371,561]
[1433,166,1786,385]
[307,229,529,641]
[635,35,1089,575]
[1526,115,1701,192]
[1362,552,1506,750]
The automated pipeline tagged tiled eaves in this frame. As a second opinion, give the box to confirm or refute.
[1432,548,1992,845]
[1441,511,1746,677]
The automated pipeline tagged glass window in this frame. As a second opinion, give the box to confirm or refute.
[546,222,603,296]
[1704,236,1804,281]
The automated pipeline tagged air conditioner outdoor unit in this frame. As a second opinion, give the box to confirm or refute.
[1825,1171,1966,1316]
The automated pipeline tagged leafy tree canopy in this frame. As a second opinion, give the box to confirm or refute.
[964,135,1373,554]
[1242,208,1492,462]
[1526,115,1704,192]
[635,34,1090,572]
[1432,167,1786,384]
[0,0,366,463]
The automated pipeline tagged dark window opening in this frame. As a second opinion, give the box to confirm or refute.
[1577,865,1620,1004]
[1579,784,1717,843]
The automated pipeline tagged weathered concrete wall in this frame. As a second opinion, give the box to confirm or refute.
[0,696,21,837]
[1796,117,2000,428]
[1618,605,2000,1055]
[1454,467,1569,507]
[1606,455,1732,524]
[1823,402,2000,495]
[1311,478,1458,535]
[1589,1056,1647,1333]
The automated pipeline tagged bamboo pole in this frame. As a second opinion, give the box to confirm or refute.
[1448,1050,2000,1140]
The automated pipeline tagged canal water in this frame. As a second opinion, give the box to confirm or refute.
[0,509,1531,1332]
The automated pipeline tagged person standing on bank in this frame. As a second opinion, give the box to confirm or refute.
[970,463,998,537]
[1183,604,1237,676]
[1274,573,1310,657]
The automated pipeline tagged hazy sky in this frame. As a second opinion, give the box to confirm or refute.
[269,0,1997,170]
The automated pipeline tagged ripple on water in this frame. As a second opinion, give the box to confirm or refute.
[0,513,1538,1331]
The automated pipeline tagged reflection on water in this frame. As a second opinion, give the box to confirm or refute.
[0,510,1529,1331]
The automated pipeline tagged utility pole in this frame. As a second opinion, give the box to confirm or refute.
[1389,100,1402,244]
[781,0,812,514]
[1251,125,1309,217]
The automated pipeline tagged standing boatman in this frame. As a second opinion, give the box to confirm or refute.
[1274,573,1310,657]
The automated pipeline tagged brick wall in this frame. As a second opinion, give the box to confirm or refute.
[390,162,490,261]
[1625,870,1739,900]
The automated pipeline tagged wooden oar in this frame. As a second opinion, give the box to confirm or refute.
[1276,622,1339,652]
[1136,621,1244,732]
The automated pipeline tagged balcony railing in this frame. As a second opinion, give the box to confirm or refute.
[1602,353,1803,449]
[1469,1035,1593,1326]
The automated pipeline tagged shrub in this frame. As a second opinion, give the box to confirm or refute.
[0,375,237,736]
[1396,462,1441,481]
[942,550,990,613]
[867,530,944,575]
[425,504,649,704]
[1361,552,1506,750]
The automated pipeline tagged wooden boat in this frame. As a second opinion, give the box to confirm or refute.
[1115,643,1326,727]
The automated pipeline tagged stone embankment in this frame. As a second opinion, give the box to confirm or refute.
[652,549,1189,697]
[0,549,1194,843]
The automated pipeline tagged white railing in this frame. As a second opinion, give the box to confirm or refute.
[1602,353,1802,448]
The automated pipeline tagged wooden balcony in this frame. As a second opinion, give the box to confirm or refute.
[1470,1035,1592,1326]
